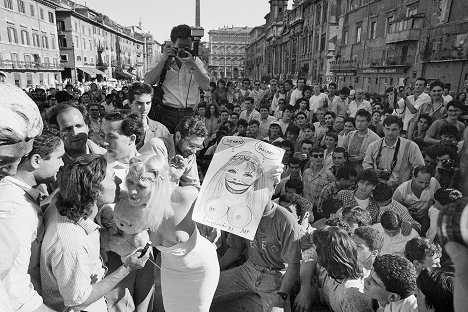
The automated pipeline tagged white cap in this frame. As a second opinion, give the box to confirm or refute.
[0,83,43,143]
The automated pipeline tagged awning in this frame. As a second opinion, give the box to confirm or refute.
[91,68,106,76]
[77,67,107,77]
[115,70,133,79]
[77,67,95,76]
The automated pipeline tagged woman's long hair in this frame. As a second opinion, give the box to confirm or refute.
[205,104,220,119]
[313,226,363,281]
[57,154,107,222]
[198,151,269,224]
[127,153,174,232]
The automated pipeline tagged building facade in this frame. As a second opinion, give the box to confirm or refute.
[208,26,253,79]
[54,0,144,83]
[0,0,63,88]
[245,0,468,93]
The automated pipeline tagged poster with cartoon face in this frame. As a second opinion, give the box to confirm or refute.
[192,136,284,240]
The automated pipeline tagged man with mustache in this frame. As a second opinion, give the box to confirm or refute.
[48,102,106,166]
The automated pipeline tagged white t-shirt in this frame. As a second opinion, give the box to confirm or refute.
[290,88,303,106]
[309,93,328,113]
[372,223,420,257]
[397,93,431,130]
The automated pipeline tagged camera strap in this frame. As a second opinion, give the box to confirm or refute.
[376,137,401,173]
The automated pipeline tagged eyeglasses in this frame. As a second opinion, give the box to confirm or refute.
[296,116,305,120]
[311,154,324,158]
[255,84,260,86]
[182,138,204,151]
[447,109,461,113]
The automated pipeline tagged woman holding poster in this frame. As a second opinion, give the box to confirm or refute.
[124,153,219,312]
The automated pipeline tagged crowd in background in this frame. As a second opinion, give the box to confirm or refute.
[1,74,468,312]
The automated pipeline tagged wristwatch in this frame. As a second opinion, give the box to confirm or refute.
[276,291,288,301]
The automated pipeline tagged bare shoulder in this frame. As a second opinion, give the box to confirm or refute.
[171,186,199,206]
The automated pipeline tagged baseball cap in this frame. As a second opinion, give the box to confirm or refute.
[0,83,43,144]
[270,120,281,127]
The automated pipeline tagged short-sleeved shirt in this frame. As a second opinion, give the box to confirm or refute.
[393,178,440,213]
[303,167,335,207]
[347,100,372,118]
[40,205,107,312]
[239,109,261,122]
[371,223,419,256]
[309,93,328,113]
[397,93,431,130]
[425,118,465,141]
[226,203,302,270]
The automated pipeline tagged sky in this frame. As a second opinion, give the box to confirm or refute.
[77,0,292,43]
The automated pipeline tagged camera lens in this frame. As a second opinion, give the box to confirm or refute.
[438,197,468,246]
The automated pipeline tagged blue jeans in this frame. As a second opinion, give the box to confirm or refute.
[211,261,289,312]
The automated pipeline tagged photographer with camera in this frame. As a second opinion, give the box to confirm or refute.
[144,24,210,133]
[363,115,425,189]
[433,146,463,189]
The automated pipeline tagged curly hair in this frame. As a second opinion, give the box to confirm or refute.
[373,254,417,299]
[353,226,384,252]
[313,226,363,281]
[170,24,192,43]
[56,154,107,222]
[23,124,62,161]
[404,237,441,263]
[342,205,372,227]
[175,116,207,138]
[325,217,352,235]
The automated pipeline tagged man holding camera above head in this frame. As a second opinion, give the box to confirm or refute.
[363,115,425,189]
[395,77,431,131]
[144,24,210,133]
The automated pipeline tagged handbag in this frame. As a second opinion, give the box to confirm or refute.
[148,63,168,121]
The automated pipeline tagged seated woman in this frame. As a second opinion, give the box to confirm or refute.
[125,153,220,312]
[314,226,373,312]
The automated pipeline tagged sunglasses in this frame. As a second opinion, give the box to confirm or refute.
[311,154,324,158]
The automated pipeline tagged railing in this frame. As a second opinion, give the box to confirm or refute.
[370,56,413,67]
[97,62,109,68]
[0,60,64,70]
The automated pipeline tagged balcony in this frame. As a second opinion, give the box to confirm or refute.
[97,62,109,68]
[0,60,64,71]
[370,56,413,68]
[386,16,424,44]
[386,29,422,44]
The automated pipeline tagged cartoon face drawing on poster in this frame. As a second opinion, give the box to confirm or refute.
[199,151,269,228]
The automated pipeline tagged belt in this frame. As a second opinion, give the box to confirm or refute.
[161,104,194,112]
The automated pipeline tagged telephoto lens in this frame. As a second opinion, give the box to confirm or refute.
[438,197,468,246]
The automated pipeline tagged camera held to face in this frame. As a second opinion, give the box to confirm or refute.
[177,47,192,58]
[377,168,392,181]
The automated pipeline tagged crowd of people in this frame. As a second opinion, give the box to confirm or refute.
[1,23,468,312]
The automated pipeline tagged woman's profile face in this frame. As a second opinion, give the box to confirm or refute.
[224,161,258,195]
[98,166,117,206]
[127,173,152,206]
